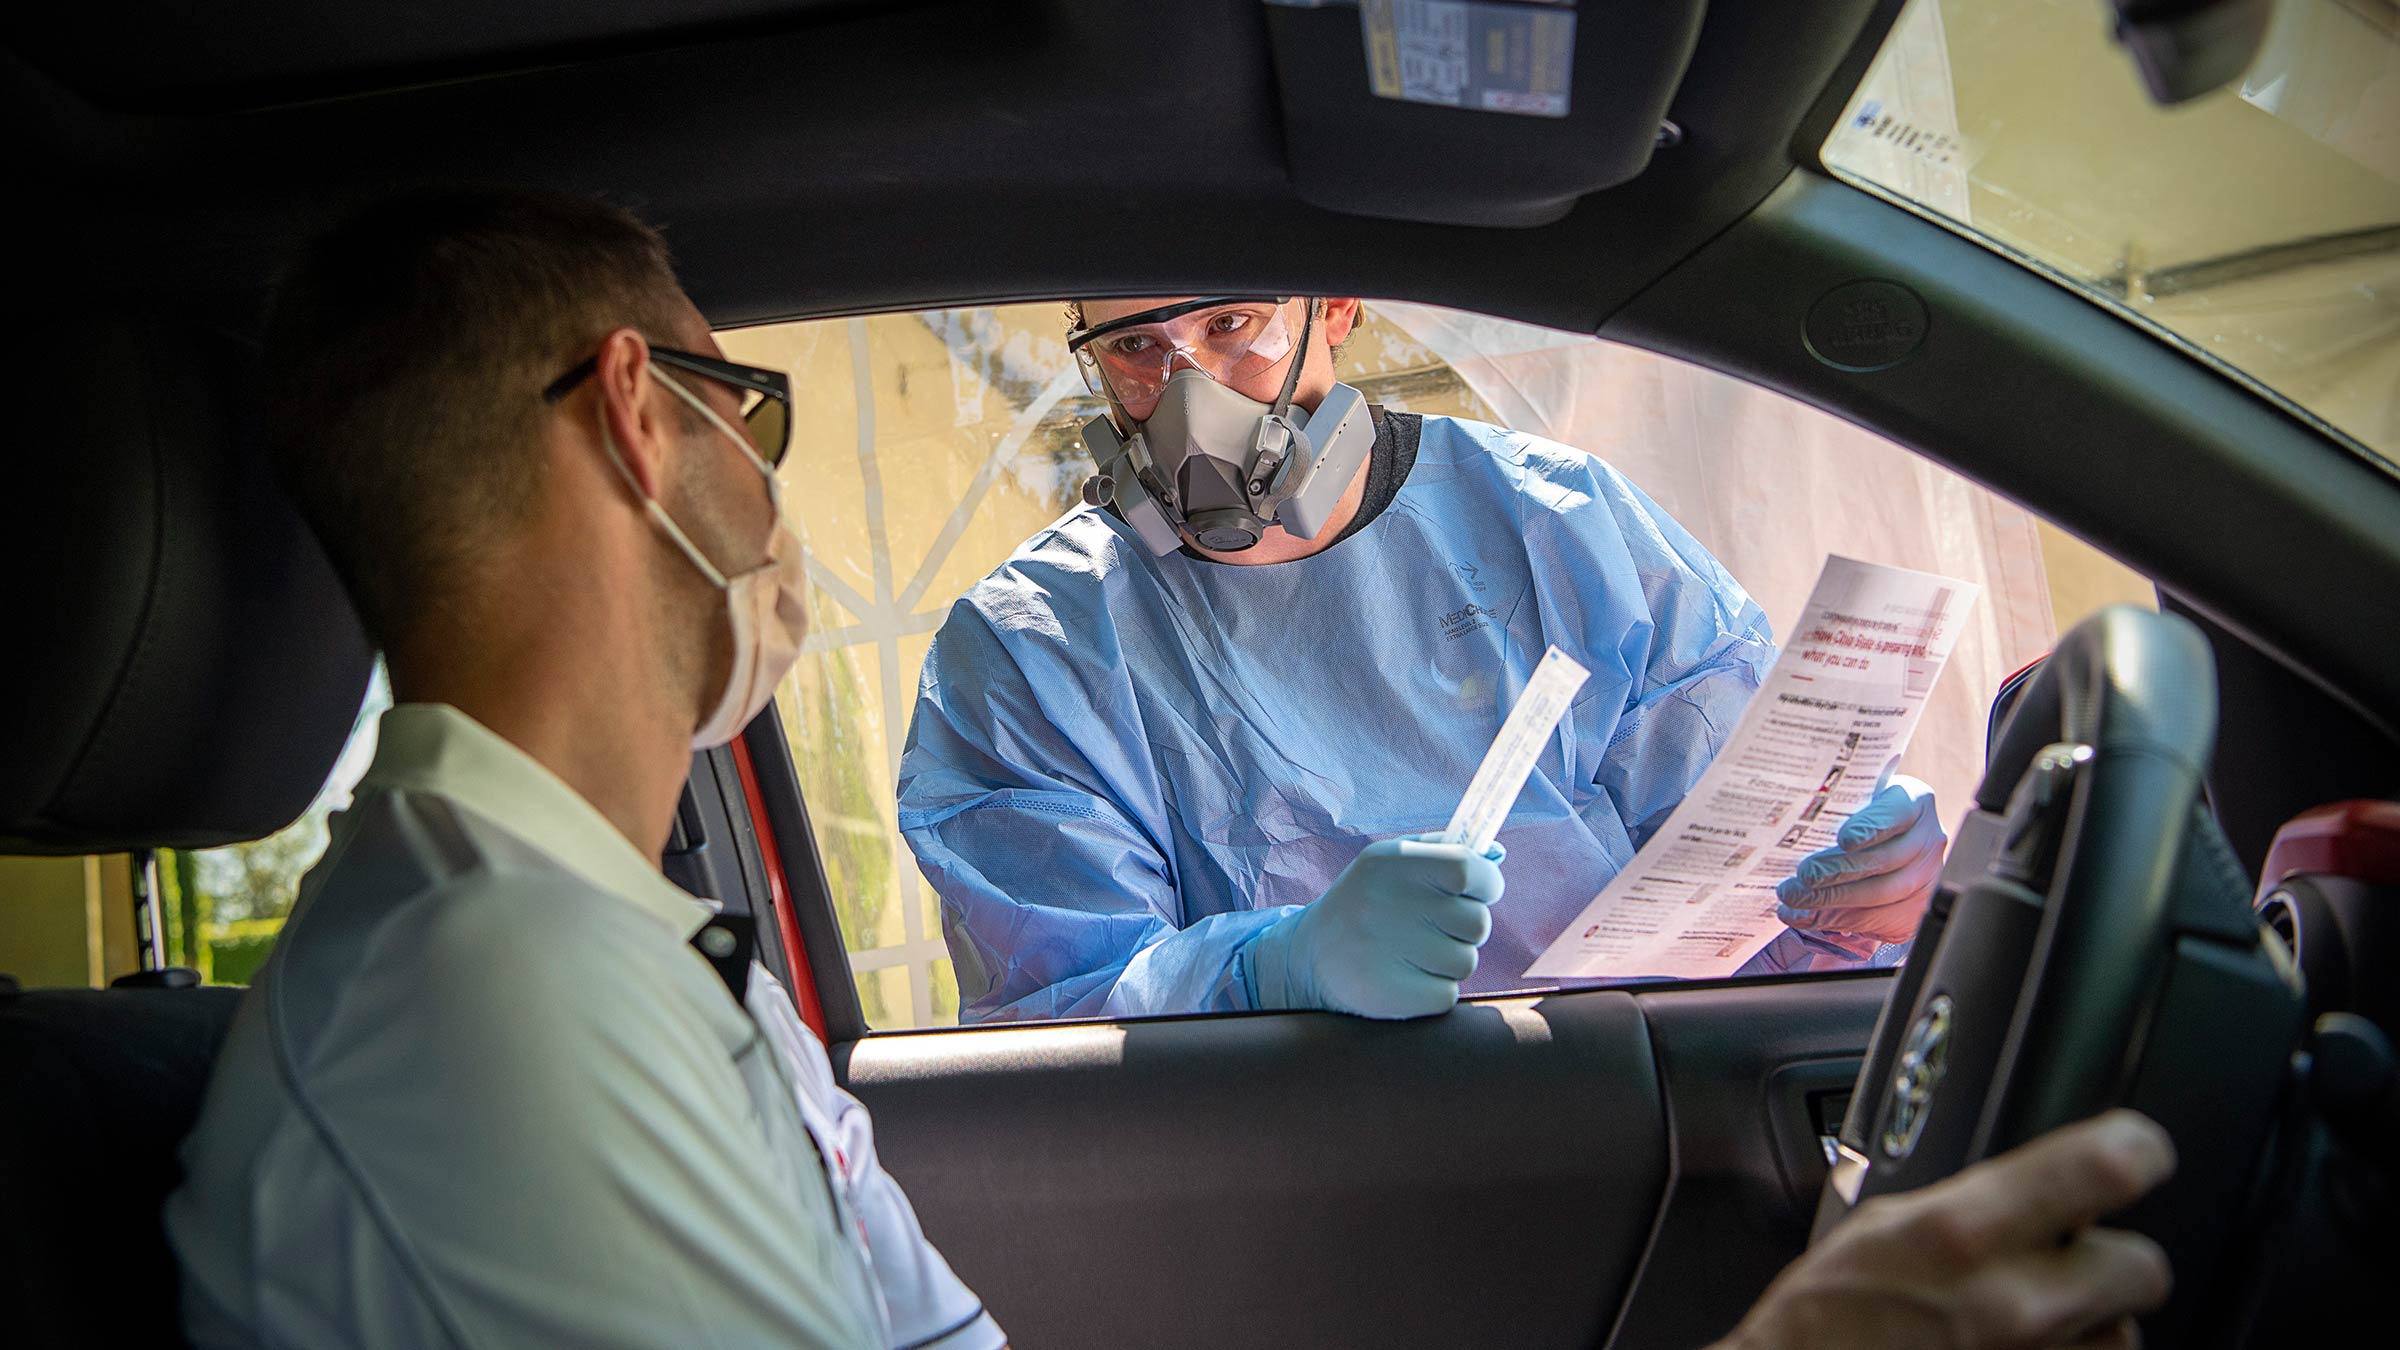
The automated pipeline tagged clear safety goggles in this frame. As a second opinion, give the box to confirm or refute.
[1066,296,1302,409]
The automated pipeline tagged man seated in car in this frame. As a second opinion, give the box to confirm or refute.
[166,191,1003,1350]
[166,194,2171,1350]
[897,297,1950,1023]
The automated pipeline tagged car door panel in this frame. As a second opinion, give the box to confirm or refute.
[841,975,1891,1349]
[1607,976,1891,1350]
[844,992,1659,1349]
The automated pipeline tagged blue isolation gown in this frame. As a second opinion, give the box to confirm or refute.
[899,414,1862,1023]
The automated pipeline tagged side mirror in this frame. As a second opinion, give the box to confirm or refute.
[2107,0,2275,105]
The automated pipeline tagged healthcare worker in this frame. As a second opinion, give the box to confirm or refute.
[898,296,1949,1023]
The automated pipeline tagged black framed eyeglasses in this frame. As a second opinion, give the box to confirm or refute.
[544,345,793,468]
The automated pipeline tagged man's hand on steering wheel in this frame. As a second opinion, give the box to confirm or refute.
[1718,1110,2177,1350]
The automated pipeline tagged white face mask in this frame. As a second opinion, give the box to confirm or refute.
[599,364,808,750]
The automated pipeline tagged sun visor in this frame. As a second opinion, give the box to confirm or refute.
[1261,0,1706,227]
[0,312,373,854]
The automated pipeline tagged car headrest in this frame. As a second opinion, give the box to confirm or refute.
[1,311,373,854]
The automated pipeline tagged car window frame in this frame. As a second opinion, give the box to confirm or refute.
[721,298,2167,1043]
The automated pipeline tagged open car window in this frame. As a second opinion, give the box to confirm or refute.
[1822,0,2400,468]
[109,669,393,985]
[721,302,2153,1031]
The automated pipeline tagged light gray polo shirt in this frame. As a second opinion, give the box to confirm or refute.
[166,703,1001,1349]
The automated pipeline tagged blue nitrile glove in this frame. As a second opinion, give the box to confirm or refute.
[1774,776,1946,949]
[1241,835,1507,1019]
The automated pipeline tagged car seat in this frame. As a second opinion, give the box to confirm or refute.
[0,312,372,1346]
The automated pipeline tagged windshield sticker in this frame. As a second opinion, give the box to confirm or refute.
[1358,0,1576,119]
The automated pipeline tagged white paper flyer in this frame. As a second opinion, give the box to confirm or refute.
[1524,555,1980,981]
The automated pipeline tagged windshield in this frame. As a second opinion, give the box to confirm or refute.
[1822,0,2400,469]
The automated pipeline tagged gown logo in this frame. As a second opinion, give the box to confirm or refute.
[1440,603,1499,641]
[1442,560,1496,639]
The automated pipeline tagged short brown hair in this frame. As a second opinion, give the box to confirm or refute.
[266,189,689,647]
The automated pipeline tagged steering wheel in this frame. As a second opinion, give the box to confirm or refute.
[1816,605,2307,1346]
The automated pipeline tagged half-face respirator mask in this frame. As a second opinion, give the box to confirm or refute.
[1067,296,1375,555]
